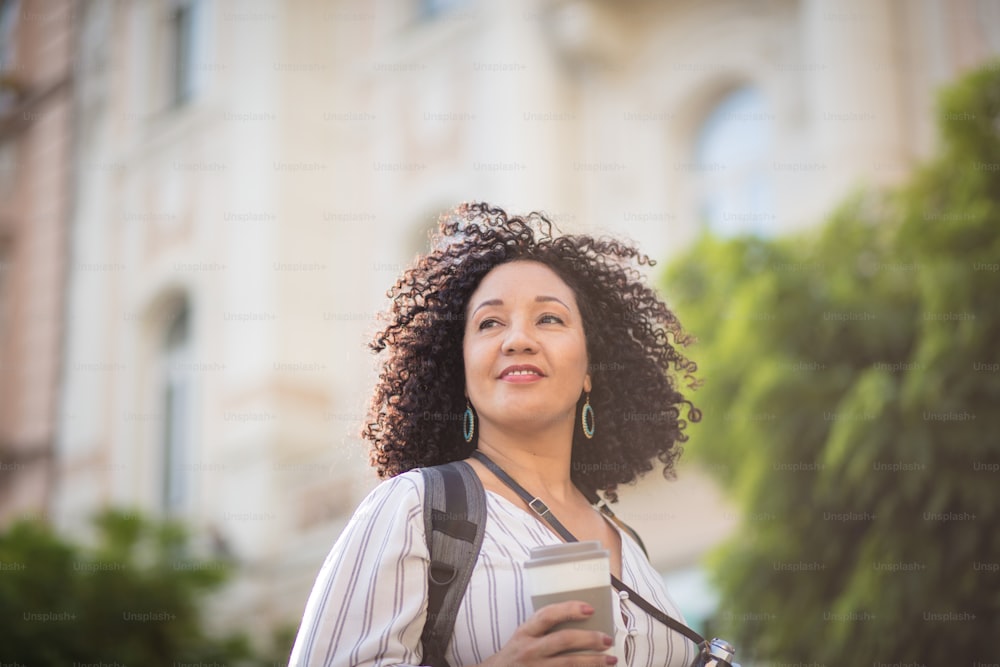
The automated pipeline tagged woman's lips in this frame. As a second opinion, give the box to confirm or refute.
[499,365,545,382]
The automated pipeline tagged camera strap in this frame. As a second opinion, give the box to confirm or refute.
[470,451,708,651]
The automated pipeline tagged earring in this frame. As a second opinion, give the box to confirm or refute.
[463,401,476,443]
[581,393,595,439]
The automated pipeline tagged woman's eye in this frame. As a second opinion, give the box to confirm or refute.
[478,318,500,330]
[539,314,564,324]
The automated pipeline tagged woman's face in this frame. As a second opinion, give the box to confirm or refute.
[463,260,591,438]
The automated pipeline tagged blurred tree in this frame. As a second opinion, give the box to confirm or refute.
[0,509,293,666]
[664,62,1000,664]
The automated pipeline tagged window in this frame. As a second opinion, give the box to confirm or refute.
[0,0,21,113]
[160,303,192,512]
[0,0,18,67]
[418,0,468,20]
[166,0,202,107]
[694,87,774,235]
[0,237,9,375]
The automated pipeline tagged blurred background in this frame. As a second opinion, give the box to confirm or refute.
[1,0,998,664]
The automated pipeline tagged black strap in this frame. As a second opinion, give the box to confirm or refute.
[420,461,487,667]
[470,450,708,651]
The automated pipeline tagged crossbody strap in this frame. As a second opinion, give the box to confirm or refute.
[470,450,707,651]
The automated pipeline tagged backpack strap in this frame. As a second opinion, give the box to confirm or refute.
[419,461,487,667]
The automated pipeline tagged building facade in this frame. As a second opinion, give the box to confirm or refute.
[0,0,74,524]
[6,0,998,639]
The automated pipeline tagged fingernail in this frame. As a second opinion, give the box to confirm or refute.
[580,603,595,615]
[605,657,618,665]
[602,634,614,647]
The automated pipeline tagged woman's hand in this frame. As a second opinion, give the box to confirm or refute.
[475,601,617,667]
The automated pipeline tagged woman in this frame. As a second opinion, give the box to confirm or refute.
[290,202,701,667]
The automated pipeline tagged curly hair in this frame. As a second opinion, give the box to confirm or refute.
[362,202,700,502]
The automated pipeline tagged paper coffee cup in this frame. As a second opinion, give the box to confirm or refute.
[524,541,614,651]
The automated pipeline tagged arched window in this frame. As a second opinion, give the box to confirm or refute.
[160,303,192,513]
[694,87,774,235]
[419,0,468,20]
[164,0,208,109]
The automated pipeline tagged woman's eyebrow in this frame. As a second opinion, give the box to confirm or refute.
[471,295,569,317]
[470,298,503,317]
[536,295,569,309]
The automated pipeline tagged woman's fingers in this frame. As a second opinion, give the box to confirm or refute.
[537,627,615,658]
[520,601,595,637]
[513,601,615,664]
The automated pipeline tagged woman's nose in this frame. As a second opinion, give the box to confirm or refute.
[502,318,537,353]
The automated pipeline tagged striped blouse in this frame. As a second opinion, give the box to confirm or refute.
[290,469,697,667]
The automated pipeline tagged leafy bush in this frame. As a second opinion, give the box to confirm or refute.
[0,509,291,666]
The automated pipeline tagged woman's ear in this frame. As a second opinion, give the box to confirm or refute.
[583,374,592,394]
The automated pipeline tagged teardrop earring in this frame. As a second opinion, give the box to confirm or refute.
[581,393,595,439]
[463,401,476,443]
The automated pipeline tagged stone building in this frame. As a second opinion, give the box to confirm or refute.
[0,0,74,524]
[5,0,998,640]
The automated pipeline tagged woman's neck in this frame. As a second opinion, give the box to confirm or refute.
[475,425,578,505]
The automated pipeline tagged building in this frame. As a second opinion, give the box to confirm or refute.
[7,0,998,641]
[0,0,74,524]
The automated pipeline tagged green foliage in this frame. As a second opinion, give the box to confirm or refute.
[664,62,1000,663]
[0,509,291,666]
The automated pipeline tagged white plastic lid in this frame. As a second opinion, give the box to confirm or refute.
[524,540,609,568]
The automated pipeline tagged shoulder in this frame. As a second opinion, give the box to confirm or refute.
[291,470,433,665]
[320,469,429,570]
[371,468,426,498]
[349,469,426,522]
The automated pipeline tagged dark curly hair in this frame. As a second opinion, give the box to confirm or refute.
[362,202,700,502]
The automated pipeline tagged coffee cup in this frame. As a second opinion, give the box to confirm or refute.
[523,541,614,651]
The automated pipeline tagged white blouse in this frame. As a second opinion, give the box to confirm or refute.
[290,469,697,667]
